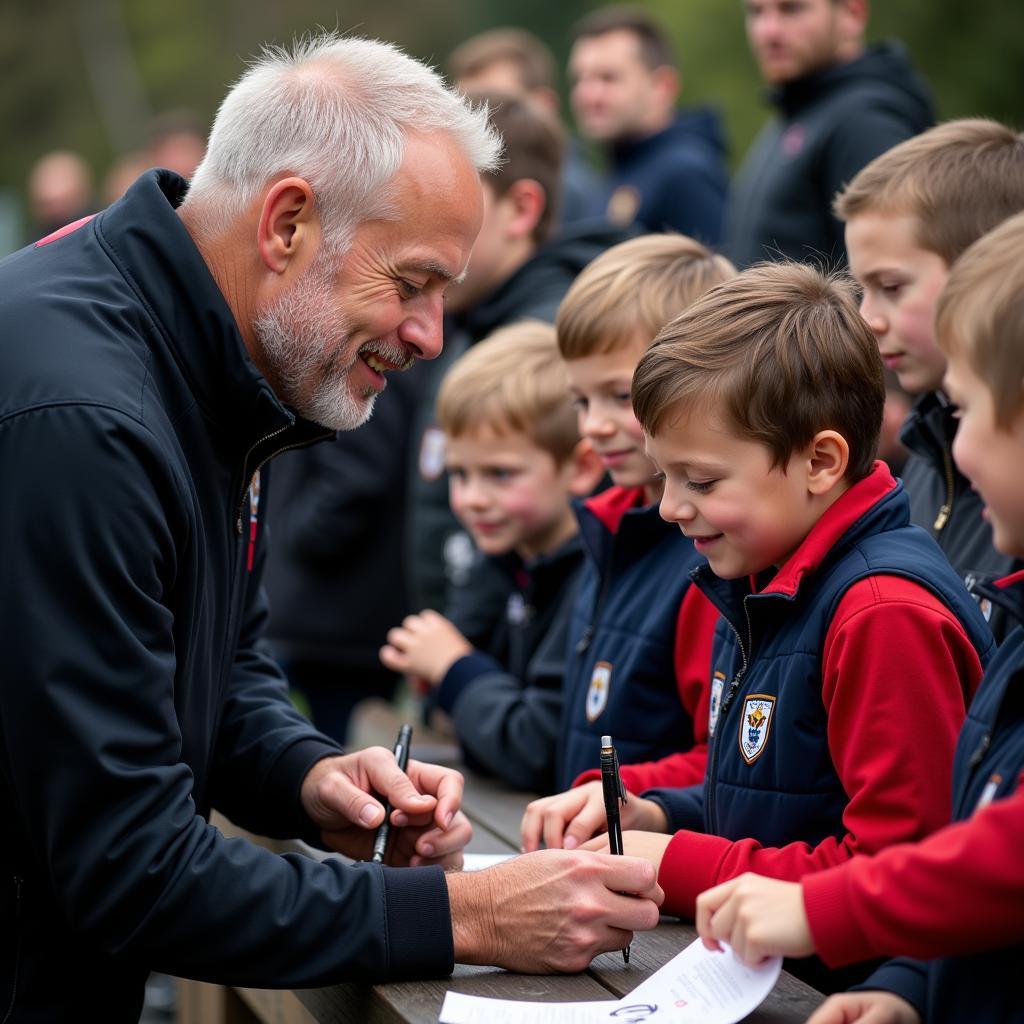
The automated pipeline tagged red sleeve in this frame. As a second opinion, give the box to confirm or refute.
[658,576,984,916]
[804,776,1024,966]
[572,586,717,793]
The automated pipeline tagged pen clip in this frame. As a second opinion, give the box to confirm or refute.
[614,750,627,804]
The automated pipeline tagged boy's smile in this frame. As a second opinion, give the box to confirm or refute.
[845,211,950,396]
[646,410,844,579]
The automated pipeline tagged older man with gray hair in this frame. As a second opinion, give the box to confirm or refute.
[0,34,662,1022]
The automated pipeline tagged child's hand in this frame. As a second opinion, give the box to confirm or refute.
[380,610,473,685]
[806,992,921,1024]
[695,873,814,966]
[579,829,673,874]
[520,782,668,852]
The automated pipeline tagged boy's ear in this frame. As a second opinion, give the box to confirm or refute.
[500,178,547,243]
[564,438,606,497]
[805,430,850,495]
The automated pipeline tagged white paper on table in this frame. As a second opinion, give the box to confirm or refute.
[438,937,781,1024]
[461,853,516,871]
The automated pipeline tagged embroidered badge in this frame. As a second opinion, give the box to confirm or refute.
[419,426,447,481]
[782,123,806,157]
[739,694,776,764]
[709,670,727,737]
[974,773,1003,814]
[586,661,612,722]
[606,185,641,226]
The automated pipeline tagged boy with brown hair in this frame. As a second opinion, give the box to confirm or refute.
[694,212,1024,1024]
[520,234,735,821]
[576,262,992,989]
[381,322,603,793]
[837,118,1024,636]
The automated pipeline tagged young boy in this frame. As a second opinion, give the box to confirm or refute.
[837,119,1024,638]
[380,322,603,793]
[579,262,993,989]
[694,212,1024,1024]
[519,234,735,816]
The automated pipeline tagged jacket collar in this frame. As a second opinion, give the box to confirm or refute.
[582,485,647,533]
[899,390,956,461]
[95,169,331,457]
[978,568,1024,627]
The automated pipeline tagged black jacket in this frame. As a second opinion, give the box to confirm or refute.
[435,536,585,794]
[406,221,627,618]
[901,392,1020,641]
[0,171,453,1022]
[726,43,934,269]
[583,108,729,245]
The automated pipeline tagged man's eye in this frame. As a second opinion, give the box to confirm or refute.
[398,279,423,299]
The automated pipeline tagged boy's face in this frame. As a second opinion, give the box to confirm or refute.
[945,354,1024,558]
[565,337,659,496]
[446,424,578,561]
[647,409,822,579]
[846,211,950,396]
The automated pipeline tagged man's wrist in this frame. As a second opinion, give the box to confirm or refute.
[446,868,500,966]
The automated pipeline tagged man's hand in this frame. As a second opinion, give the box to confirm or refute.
[806,992,921,1024]
[580,830,673,875]
[446,849,663,973]
[300,751,471,867]
[380,609,473,685]
[520,782,669,852]
[695,873,814,966]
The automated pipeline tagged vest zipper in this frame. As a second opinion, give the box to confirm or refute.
[933,443,955,532]
[707,596,753,835]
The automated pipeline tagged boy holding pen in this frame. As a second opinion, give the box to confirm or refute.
[380,322,604,793]
[695,211,1024,1024]
[567,262,994,990]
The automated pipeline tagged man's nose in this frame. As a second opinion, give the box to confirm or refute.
[399,294,445,361]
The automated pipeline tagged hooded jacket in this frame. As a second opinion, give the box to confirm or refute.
[806,570,1024,1023]
[901,391,1021,641]
[582,108,729,245]
[726,43,934,269]
[0,171,454,1022]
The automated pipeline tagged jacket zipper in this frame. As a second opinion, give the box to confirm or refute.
[933,443,955,531]
[1,875,23,1024]
[707,596,753,835]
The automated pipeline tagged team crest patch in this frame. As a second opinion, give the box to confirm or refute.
[739,694,776,764]
[419,426,447,481]
[586,661,612,722]
[606,185,641,226]
[708,670,727,737]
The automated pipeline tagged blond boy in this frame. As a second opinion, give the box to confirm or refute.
[522,234,735,841]
[838,119,1024,636]
[695,212,1024,1024]
[381,322,602,793]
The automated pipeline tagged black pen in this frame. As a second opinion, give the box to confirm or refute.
[600,733,630,965]
[371,723,413,864]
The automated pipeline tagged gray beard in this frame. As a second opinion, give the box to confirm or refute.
[252,255,375,432]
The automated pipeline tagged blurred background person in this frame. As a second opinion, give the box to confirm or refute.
[725,0,933,269]
[567,5,728,244]
[25,149,94,241]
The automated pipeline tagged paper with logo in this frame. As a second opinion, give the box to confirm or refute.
[438,937,781,1023]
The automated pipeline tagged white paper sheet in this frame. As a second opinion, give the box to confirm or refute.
[461,853,516,871]
[438,937,781,1024]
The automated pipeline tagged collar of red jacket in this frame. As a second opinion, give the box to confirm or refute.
[583,484,648,534]
[759,461,897,598]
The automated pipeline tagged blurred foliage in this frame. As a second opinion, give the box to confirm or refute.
[4,0,1023,236]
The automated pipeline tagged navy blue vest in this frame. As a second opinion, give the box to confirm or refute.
[556,496,702,791]
[693,481,995,846]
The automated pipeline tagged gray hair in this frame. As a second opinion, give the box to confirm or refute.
[183,33,502,248]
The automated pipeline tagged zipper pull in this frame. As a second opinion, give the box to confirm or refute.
[934,504,951,531]
[968,733,991,769]
[575,627,593,654]
[236,512,244,535]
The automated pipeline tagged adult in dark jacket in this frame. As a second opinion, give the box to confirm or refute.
[726,0,933,269]
[406,91,627,621]
[0,35,664,1022]
[568,6,728,243]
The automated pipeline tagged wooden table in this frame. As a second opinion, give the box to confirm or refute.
[183,713,825,1024]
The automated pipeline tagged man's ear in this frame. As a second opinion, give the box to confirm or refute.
[500,178,547,243]
[651,65,681,110]
[565,438,607,497]
[805,430,850,495]
[256,176,319,275]
[837,0,869,48]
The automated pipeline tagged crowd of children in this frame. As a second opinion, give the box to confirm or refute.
[376,117,1024,1023]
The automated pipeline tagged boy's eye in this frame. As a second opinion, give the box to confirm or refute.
[880,282,904,297]
[488,467,517,482]
[572,397,589,413]
[446,466,466,481]
[614,392,632,405]
[398,279,423,299]
[686,479,716,494]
